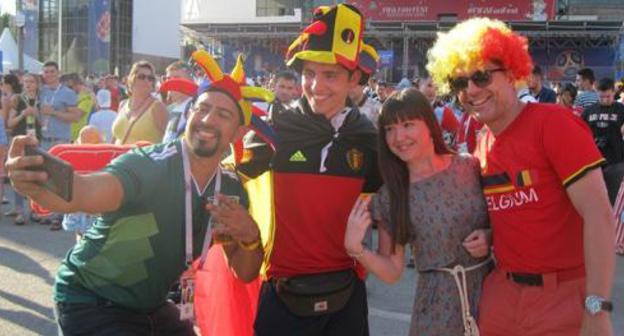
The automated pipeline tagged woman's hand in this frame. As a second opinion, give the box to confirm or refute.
[344,196,373,255]
[462,229,491,258]
[23,106,37,117]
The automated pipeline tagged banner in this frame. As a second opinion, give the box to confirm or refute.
[347,0,556,22]
[88,0,111,74]
[378,50,394,68]
[22,0,38,59]
[531,47,616,82]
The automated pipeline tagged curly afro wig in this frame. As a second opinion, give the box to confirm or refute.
[427,17,533,95]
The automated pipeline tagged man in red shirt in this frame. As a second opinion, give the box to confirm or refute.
[428,18,615,335]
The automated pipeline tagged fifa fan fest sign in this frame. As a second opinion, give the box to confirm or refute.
[347,0,556,21]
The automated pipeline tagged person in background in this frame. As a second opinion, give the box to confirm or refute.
[266,71,298,119]
[452,92,483,155]
[527,65,557,103]
[64,73,96,142]
[376,81,391,103]
[575,67,600,110]
[272,71,298,106]
[88,89,117,143]
[162,61,195,143]
[111,60,168,145]
[39,62,82,231]
[6,73,42,225]
[61,125,103,241]
[558,83,583,117]
[348,43,382,127]
[365,77,378,100]
[616,80,624,104]
[1,74,20,222]
[428,17,614,335]
[416,75,459,149]
[105,75,123,112]
[581,77,624,205]
[39,61,82,151]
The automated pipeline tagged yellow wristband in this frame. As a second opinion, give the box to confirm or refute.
[238,237,261,251]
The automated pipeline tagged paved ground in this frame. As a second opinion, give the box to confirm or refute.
[0,202,622,335]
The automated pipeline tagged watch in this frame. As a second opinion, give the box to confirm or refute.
[584,295,613,315]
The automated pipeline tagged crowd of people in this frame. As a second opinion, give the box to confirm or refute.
[1,3,623,336]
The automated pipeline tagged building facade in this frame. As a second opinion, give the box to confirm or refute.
[38,0,132,75]
[182,0,624,83]
[26,0,182,76]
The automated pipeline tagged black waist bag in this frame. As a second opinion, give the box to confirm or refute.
[274,269,356,317]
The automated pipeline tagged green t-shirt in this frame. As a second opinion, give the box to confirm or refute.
[71,91,95,141]
[53,140,248,312]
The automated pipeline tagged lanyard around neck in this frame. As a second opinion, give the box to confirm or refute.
[45,85,61,105]
[181,141,221,266]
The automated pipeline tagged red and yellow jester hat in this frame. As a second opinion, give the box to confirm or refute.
[191,50,274,126]
[357,42,379,85]
[427,17,533,95]
[286,4,364,71]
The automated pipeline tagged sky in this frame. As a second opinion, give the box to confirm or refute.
[0,0,16,16]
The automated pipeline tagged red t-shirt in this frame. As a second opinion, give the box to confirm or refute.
[475,103,604,273]
[108,86,120,112]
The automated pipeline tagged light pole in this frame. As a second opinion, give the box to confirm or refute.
[15,10,25,73]
[58,0,63,70]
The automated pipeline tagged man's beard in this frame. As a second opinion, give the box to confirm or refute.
[190,126,221,158]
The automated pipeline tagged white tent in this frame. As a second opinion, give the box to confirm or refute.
[0,27,43,74]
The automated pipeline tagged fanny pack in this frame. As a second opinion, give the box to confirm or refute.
[274,269,356,317]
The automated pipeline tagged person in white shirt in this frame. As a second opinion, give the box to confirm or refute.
[88,89,117,143]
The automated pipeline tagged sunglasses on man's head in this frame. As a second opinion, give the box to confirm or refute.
[449,68,505,92]
[136,73,156,82]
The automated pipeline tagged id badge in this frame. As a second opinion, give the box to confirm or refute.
[178,270,195,321]
[457,142,469,154]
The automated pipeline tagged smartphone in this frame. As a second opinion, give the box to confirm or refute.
[24,145,74,202]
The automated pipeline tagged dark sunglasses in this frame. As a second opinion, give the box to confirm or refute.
[449,68,505,92]
[136,73,156,82]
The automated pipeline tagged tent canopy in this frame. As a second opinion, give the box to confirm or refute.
[0,27,43,74]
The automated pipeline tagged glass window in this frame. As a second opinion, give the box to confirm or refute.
[256,0,297,17]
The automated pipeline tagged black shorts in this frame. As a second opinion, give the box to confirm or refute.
[254,277,369,336]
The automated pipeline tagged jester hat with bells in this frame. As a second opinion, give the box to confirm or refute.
[191,50,277,163]
[286,4,364,72]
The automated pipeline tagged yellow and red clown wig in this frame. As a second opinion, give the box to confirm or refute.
[191,49,274,126]
[426,17,533,95]
[286,4,364,72]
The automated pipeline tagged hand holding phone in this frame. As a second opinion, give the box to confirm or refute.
[24,145,74,202]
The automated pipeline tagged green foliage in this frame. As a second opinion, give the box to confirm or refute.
[0,13,10,31]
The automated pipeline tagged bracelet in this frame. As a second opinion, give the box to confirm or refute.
[238,237,261,251]
[347,246,367,259]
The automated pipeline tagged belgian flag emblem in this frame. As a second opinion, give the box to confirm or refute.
[516,170,536,187]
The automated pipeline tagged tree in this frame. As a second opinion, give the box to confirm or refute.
[0,13,10,31]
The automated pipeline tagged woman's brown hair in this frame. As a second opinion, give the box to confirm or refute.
[377,88,452,250]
